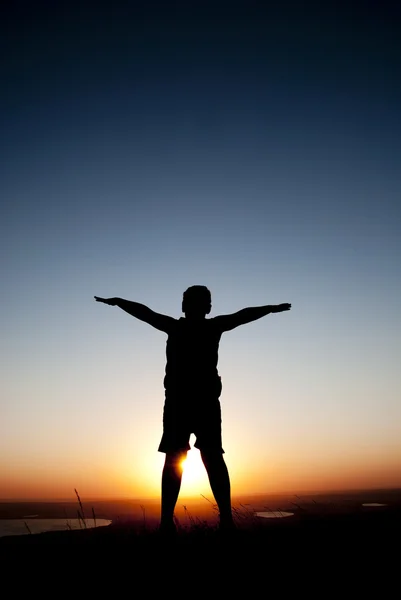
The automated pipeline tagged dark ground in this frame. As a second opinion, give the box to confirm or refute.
[1,502,399,593]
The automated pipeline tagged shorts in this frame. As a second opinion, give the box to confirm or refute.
[158,394,224,454]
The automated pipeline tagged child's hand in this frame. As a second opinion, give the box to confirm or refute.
[276,303,291,312]
[94,296,118,306]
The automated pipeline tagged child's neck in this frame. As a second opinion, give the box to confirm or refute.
[184,313,207,321]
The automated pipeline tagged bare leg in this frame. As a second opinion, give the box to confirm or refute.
[201,450,235,529]
[161,451,186,529]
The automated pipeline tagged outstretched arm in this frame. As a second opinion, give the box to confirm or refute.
[94,297,175,333]
[215,303,291,332]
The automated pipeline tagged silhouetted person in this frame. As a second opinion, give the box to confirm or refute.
[95,286,291,533]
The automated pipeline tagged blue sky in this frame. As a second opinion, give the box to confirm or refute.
[1,2,400,499]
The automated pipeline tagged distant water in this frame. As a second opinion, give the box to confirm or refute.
[256,511,294,519]
[0,518,111,538]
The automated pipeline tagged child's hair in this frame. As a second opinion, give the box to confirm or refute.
[182,285,212,314]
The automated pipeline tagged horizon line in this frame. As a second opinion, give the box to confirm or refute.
[2,486,401,504]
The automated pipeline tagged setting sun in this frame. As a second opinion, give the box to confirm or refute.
[180,450,209,493]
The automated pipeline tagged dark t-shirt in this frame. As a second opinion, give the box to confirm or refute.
[163,317,223,396]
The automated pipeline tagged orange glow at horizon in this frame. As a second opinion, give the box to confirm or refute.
[2,447,401,501]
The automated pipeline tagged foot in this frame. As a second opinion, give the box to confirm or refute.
[219,517,236,532]
[158,520,177,538]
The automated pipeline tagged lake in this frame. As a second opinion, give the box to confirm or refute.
[0,518,112,538]
[256,511,294,518]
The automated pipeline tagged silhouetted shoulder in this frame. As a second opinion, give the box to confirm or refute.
[212,312,245,333]
[143,311,177,334]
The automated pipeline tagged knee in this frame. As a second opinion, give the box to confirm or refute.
[200,450,224,468]
[165,451,187,469]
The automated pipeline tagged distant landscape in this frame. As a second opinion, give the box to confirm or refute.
[1,488,400,526]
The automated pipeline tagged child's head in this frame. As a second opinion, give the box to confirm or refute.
[182,285,212,317]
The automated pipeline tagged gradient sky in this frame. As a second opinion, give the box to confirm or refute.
[1,2,400,501]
